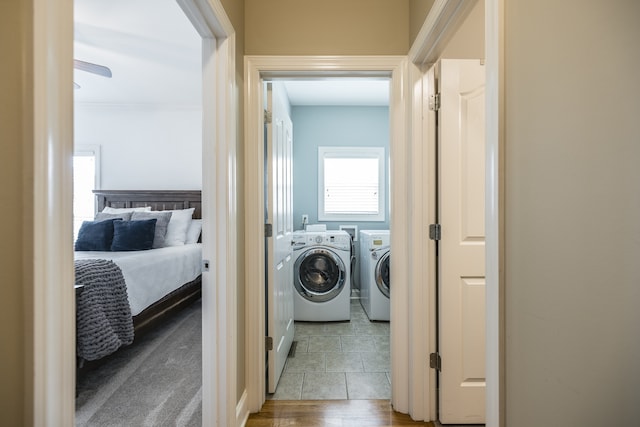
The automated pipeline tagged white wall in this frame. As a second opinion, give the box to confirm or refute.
[504,1,640,425]
[75,104,202,190]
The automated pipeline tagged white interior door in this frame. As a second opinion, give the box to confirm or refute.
[265,82,295,393]
[438,59,486,424]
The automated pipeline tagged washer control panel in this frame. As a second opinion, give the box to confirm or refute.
[293,231,351,250]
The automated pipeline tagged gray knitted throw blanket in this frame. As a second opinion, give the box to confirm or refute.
[75,259,134,361]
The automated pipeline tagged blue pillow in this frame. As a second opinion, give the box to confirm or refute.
[75,218,120,251]
[111,218,157,251]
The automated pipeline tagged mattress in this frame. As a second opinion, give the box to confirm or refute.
[75,243,202,316]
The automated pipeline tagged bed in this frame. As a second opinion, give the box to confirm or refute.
[75,190,203,363]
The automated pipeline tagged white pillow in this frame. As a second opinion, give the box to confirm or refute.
[162,208,195,246]
[185,219,202,244]
[102,206,151,214]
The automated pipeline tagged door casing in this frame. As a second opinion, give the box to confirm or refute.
[31,0,238,425]
[243,55,436,418]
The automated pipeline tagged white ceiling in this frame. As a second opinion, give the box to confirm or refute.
[73,0,389,107]
[281,80,389,106]
[74,0,201,106]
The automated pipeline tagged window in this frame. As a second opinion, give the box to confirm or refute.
[318,146,385,222]
[73,146,101,239]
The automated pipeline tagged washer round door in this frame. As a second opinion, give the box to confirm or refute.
[294,247,347,302]
[375,251,390,298]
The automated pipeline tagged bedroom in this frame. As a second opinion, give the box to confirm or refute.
[73,0,205,424]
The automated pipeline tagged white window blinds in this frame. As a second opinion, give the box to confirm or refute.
[318,147,385,221]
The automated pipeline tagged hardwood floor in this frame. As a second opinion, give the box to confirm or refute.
[245,399,435,426]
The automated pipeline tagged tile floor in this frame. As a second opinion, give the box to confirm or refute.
[268,298,391,400]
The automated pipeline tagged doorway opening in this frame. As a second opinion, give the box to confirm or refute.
[33,0,237,424]
[244,56,423,418]
[73,0,204,425]
[262,78,392,400]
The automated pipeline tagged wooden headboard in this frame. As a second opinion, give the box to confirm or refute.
[93,190,202,219]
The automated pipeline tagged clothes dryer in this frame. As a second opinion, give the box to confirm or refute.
[359,230,390,321]
[292,230,351,321]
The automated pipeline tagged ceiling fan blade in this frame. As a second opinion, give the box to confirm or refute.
[74,59,112,78]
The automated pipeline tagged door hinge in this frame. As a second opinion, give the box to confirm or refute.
[430,352,441,371]
[264,109,272,124]
[429,93,441,111]
[429,224,441,241]
[265,223,273,238]
[265,336,273,351]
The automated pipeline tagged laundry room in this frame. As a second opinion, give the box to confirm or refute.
[287,79,390,290]
[266,78,393,400]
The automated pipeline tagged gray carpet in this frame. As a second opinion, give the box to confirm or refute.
[76,299,202,426]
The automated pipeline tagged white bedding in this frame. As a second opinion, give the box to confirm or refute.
[75,243,202,316]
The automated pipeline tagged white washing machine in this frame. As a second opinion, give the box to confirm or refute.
[292,230,351,321]
[359,230,390,321]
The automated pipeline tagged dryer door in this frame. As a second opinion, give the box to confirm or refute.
[295,248,346,302]
[375,251,390,298]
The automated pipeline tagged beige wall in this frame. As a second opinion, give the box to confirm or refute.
[0,0,32,425]
[409,0,435,45]
[242,0,409,402]
[504,0,640,424]
[441,0,484,59]
[245,0,409,55]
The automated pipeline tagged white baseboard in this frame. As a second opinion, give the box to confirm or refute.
[236,389,250,427]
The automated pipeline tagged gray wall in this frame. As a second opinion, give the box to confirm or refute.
[504,1,640,425]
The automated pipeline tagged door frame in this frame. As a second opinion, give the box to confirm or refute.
[32,0,237,425]
[484,0,505,424]
[243,55,431,416]
[409,0,504,425]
